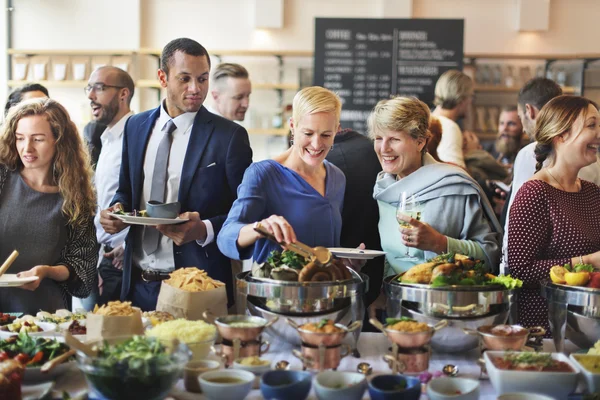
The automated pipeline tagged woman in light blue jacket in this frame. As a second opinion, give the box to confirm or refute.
[369,97,501,277]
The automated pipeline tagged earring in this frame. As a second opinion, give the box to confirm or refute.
[289,136,294,146]
[330,144,335,150]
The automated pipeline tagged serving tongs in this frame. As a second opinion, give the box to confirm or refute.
[254,222,332,265]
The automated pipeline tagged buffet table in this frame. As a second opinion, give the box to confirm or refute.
[28,333,582,400]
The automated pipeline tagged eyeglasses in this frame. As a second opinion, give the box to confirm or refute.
[84,83,125,94]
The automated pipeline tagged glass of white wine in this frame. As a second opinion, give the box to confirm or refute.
[396,191,421,261]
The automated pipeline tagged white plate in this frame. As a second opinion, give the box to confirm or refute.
[109,213,188,226]
[0,321,57,339]
[0,274,38,287]
[328,248,386,260]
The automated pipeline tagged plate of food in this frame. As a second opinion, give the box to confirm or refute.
[0,332,74,382]
[0,274,38,287]
[109,212,188,226]
[327,248,386,260]
[394,252,523,290]
[0,321,56,339]
[549,263,600,291]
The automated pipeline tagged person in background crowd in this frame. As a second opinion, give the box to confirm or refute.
[370,96,501,279]
[431,70,474,168]
[507,95,600,335]
[79,66,135,311]
[486,105,525,169]
[207,63,251,122]
[500,78,600,273]
[82,121,106,168]
[4,83,49,118]
[218,87,347,265]
[463,130,509,218]
[0,98,97,314]
[205,62,252,295]
[326,128,383,328]
[100,38,252,311]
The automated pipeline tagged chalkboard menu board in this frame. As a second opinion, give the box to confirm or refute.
[314,18,464,133]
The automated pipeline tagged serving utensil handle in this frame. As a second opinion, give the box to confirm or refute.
[433,319,448,331]
[40,349,76,373]
[253,223,316,261]
[462,328,479,336]
[0,250,19,278]
[286,318,300,330]
[64,332,97,358]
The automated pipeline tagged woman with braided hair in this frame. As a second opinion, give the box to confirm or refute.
[507,95,600,335]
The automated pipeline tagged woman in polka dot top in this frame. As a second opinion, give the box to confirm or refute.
[508,95,600,336]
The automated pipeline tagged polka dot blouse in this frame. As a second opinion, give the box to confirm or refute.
[507,179,600,336]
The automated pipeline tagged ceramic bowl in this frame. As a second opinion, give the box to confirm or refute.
[233,357,272,389]
[260,370,312,400]
[314,370,367,400]
[426,377,480,400]
[184,359,221,393]
[367,374,421,400]
[484,351,579,398]
[199,369,254,400]
[496,394,555,400]
[145,200,180,218]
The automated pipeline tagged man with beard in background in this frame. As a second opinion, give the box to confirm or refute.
[80,66,134,310]
[486,105,524,173]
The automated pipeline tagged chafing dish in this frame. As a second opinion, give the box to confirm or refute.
[541,280,600,351]
[236,271,368,347]
[384,276,516,353]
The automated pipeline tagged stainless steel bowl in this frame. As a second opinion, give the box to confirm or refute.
[236,271,368,347]
[541,280,600,351]
[384,276,515,353]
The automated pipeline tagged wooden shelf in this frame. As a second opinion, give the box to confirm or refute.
[247,128,289,136]
[137,80,298,91]
[475,85,577,94]
[465,53,600,60]
[8,49,134,56]
[138,48,312,58]
[7,80,87,88]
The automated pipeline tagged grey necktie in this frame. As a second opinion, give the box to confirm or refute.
[143,119,177,255]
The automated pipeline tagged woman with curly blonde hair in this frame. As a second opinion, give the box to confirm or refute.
[0,98,98,313]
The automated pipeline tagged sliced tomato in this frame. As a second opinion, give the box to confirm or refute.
[14,353,30,364]
[27,351,45,365]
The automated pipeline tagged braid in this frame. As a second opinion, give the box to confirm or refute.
[534,142,552,172]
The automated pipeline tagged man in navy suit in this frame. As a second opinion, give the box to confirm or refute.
[100,38,253,311]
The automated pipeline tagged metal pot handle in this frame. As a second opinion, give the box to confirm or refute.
[369,318,388,337]
[433,319,448,331]
[286,318,300,330]
[346,321,362,333]
[383,354,406,374]
[211,345,229,368]
[462,328,479,336]
[292,349,313,368]
[263,316,279,329]
[260,340,270,354]
[203,310,215,323]
[526,326,546,337]
[340,344,352,359]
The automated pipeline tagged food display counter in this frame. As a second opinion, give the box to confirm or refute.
[26,333,582,400]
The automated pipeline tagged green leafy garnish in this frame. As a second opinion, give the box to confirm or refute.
[504,352,553,367]
[431,276,450,287]
[574,264,594,273]
[266,250,308,270]
[317,319,329,329]
[0,331,71,366]
[385,317,416,325]
[487,275,523,290]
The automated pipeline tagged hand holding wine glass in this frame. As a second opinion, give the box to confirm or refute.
[395,192,421,261]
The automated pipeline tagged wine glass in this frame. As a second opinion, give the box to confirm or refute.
[396,191,421,261]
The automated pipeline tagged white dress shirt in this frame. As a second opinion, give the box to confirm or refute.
[132,103,214,271]
[94,112,133,248]
[436,115,466,168]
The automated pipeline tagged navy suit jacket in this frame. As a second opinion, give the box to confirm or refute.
[112,105,253,304]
